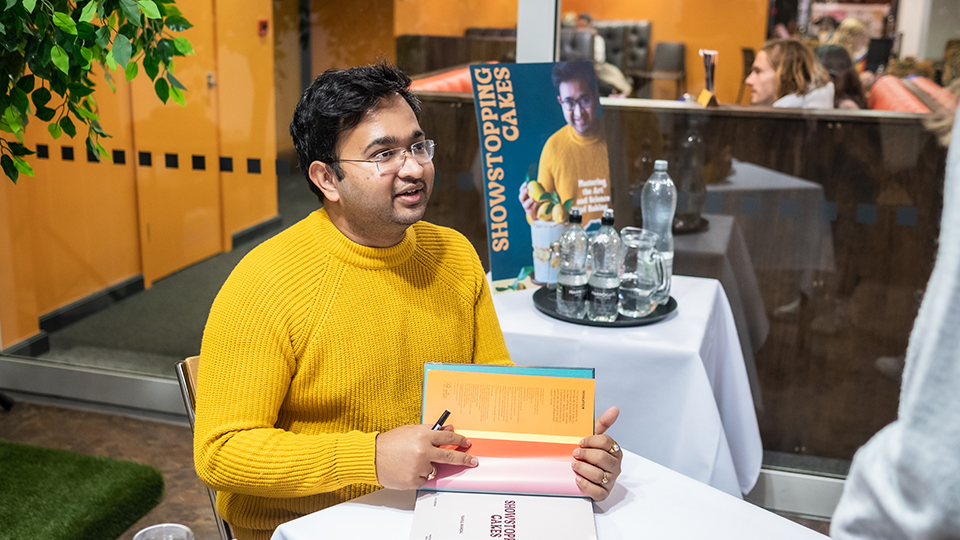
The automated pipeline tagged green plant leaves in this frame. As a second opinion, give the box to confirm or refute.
[154,78,168,103]
[173,36,193,55]
[165,71,185,90]
[8,143,34,157]
[59,116,76,138]
[51,45,69,73]
[2,154,17,183]
[137,0,160,19]
[164,15,191,31]
[35,107,56,121]
[125,61,138,81]
[169,85,184,106]
[11,88,28,114]
[80,1,98,23]
[112,37,131,67]
[21,0,37,13]
[13,155,33,176]
[119,0,140,26]
[48,122,62,139]
[16,75,34,93]
[53,12,78,35]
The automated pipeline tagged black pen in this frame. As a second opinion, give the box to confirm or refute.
[432,409,451,430]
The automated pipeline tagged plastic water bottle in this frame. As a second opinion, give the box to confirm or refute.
[587,209,621,322]
[641,159,676,302]
[556,208,589,319]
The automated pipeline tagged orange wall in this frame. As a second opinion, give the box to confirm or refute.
[274,0,301,156]
[25,67,142,316]
[394,0,518,37]
[311,0,396,76]
[0,1,278,350]
[563,0,767,104]
[216,0,279,245]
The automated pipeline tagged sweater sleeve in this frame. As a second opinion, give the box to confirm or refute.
[193,253,380,498]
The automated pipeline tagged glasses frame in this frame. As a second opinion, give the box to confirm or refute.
[337,139,436,175]
[559,96,595,112]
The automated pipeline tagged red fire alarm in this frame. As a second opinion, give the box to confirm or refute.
[258,19,268,37]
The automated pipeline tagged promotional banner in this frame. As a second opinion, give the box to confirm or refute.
[470,62,612,292]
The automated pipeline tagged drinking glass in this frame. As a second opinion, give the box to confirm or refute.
[132,524,195,540]
[618,227,668,318]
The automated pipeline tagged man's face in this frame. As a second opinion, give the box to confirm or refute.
[558,79,600,136]
[328,94,434,247]
[746,51,777,106]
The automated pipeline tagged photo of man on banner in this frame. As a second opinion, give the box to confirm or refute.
[471,61,612,292]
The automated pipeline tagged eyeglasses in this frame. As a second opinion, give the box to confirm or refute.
[559,96,594,111]
[338,139,436,175]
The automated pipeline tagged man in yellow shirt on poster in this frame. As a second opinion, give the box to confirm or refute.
[193,62,623,540]
[520,61,612,228]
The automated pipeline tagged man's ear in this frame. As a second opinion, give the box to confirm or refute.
[308,161,341,203]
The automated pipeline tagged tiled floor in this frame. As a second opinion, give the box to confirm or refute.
[0,398,831,539]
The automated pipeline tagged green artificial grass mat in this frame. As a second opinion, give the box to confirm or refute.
[0,439,164,540]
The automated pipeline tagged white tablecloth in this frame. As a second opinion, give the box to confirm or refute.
[674,214,768,411]
[492,276,762,497]
[271,450,825,540]
[706,160,835,272]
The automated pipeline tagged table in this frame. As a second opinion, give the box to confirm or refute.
[492,275,762,497]
[674,214,768,411]
[705,160,835,272]
[272,450,826,540]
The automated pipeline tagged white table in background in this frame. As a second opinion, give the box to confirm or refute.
[271,450,826,540]
[705,160,835,272]
[674,213,768,411]
[492,275,762,497]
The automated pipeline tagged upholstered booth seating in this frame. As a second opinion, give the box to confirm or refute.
[868,75,958,115]
[558,28,595,61]
[410,66,473,93]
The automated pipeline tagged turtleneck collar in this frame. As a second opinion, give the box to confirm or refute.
[310,208,417,270]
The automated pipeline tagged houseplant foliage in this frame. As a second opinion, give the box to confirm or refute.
[0,0,194,183]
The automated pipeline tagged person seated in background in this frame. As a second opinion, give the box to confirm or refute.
[812,15,839,44]
[745,38,835,109]
[827,18,870,72]
[826,18,875,88]
[576,12,632,97]
[816,45,868,109]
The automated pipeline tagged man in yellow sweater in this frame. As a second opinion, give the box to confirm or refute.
[193,63,623,539]
[520,62,612,228]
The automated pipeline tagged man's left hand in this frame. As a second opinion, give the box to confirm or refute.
[572,406,622,501]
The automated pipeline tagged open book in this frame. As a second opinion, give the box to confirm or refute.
[419,363,595,497]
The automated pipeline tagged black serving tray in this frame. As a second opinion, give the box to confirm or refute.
[532,286,678,327]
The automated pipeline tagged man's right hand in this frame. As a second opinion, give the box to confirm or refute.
[519,182,541,221]
[374,424,478,490]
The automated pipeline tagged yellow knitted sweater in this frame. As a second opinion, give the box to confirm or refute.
[194,209,512,539]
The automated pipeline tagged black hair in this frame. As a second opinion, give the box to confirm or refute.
[551,61,599,94]
[815,45,867,109]
[289,61,421,201]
